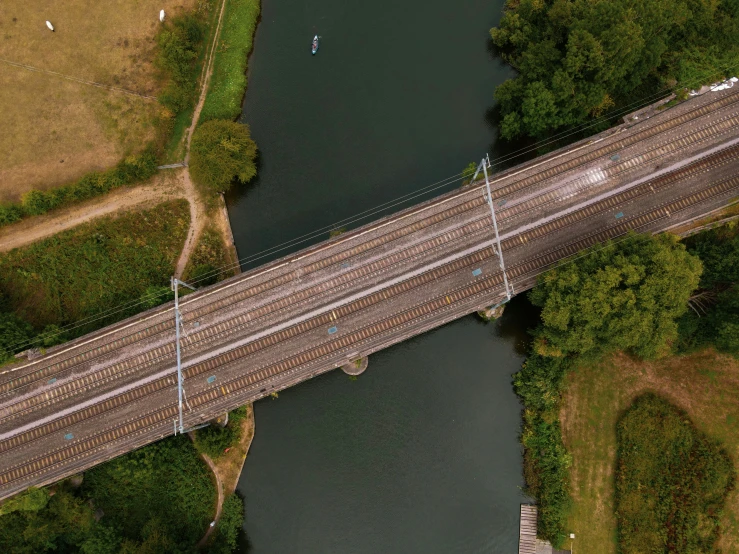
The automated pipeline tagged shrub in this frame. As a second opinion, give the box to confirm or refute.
[194,406,248,459]
[206,494,244,554]
[190,120,257,195]
[0,311,34,363]
[616,393,735,552]
[156,15,205,114]
[0,488,50,516]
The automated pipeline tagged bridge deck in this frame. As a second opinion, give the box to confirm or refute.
[2,87,739,499]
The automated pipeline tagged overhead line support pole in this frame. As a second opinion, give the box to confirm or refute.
[171,276,196,435]
[480,156,512,304]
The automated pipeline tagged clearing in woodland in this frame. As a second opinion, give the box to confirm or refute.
[0,0,196,201]
[562,350,739,554]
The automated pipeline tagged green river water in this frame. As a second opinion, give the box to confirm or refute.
[229,0,533,550]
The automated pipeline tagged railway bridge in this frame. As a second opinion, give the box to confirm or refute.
[3,87,739,499]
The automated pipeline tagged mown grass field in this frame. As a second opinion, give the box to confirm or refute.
[0,0,196,200]
[562,350,739,553]
[0,199,189,335]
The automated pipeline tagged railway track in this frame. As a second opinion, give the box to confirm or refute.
[1,141,738,492]
[3,89,739,498]
[3,94,737,411]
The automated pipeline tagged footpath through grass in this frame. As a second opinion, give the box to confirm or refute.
[200,0,261,122]
[0,199,189,337]
[562,350,739,553]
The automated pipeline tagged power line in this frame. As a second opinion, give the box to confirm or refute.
[4,62,739,355]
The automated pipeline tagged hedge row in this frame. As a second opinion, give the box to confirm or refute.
[514,353,572,545]
[0,150,157,228]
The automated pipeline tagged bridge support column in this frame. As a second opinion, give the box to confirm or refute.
[477,304,505,321]
[341,356,368,376]
[210,412,229,428]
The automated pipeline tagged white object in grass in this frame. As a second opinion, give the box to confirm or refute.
[45,20,54,31]
[160,10,165,22]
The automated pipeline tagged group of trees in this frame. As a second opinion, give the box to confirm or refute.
[0,437,245,553]
[677,223,739,353]
[515,233,704,544]
[490,0,739,140]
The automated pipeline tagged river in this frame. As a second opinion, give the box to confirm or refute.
[229,0,529,550]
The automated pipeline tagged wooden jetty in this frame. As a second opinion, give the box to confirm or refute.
[519,504,538,554]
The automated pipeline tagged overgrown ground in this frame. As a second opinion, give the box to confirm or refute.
[183,221,238,284]
[0,199,189,336]
[0,0,195,200]
[562,350,739,553]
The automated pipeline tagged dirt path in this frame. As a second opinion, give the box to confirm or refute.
[0,171,186,253]
[195,405,255,547]
[197,452,225,547]
[173,0,231,278]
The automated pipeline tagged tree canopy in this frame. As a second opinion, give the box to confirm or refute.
[530,233,702,359]
[491,0,739,140]
[190,120,258,196]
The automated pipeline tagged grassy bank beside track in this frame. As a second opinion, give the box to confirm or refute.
[199,0,261,122]
[0,199,189,340]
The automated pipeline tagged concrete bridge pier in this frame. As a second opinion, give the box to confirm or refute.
[341,356,368,376]
[477,304,506,321]
[210,412,229,428]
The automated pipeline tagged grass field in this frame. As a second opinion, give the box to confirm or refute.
[0,199,189,336]
[0,0,196,201]
[562,350,739,553]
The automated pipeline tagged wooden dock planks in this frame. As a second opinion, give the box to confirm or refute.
[519,504,538,554]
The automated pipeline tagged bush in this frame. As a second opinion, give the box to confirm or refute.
[0,200,189,335]
[206,494,244,554]
[190,120,257,195]
[194,406,248,459]
[616,393,735,552]
[156,14,205,115]
[0,311,34,363]
[0,488,50,516]
[3,150,159,228]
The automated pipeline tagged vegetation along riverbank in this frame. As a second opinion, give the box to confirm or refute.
[514,221,739,550]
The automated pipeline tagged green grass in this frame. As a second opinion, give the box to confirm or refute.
[183,223,237,285]
[0,200,189,336]
[563,350,739,553]
[200,0,261,122]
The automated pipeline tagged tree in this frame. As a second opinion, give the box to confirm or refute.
[0,311,34,363]
[190,120,258,196]
[490,0,739,139]
[530,233,702,359]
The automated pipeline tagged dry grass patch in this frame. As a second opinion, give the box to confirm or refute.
[0,0,195,200]
[562,350,739,554]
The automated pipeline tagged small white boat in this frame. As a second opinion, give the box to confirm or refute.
[46,20,54,31]
[312,35,319,55]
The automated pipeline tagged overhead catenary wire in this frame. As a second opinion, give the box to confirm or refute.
[3,60,739,355]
